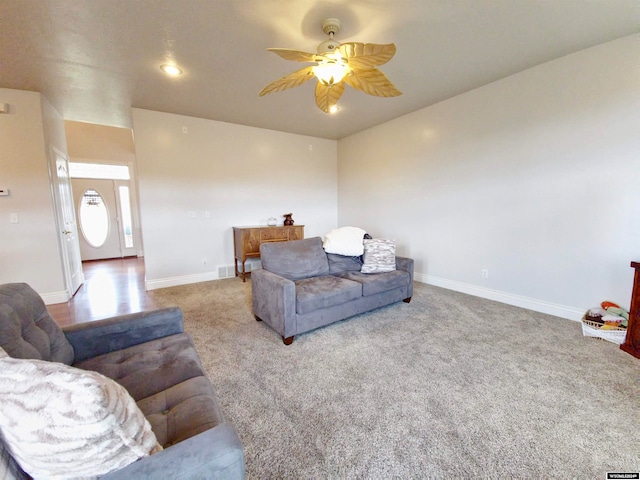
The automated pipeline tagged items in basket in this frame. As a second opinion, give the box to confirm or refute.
[582,301,628,345]
[585,301,628,329]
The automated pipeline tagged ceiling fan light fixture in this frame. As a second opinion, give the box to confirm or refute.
[160,64,183,76]
[313,55,350,86]
[259,17,401,113]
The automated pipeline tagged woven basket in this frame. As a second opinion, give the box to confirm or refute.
[581,316,627,345]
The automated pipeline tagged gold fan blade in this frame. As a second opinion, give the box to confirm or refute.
[315,81,345,113]
[343,68,402,97]
[338,43,396,69]
[267,48,323,63]
[259,66,315,96]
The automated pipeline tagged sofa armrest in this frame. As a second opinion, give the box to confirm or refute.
[101,423,245,479]
[63,307,184,362]
[396,256,414,299]
[251,268,297,339]
[396,256,413,275]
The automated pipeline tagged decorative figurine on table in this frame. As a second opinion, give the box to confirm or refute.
[283,213,294,226]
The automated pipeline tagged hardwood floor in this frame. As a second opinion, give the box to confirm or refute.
[47,257,158,327]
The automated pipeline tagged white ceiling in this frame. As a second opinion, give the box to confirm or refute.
[1,0,637,140]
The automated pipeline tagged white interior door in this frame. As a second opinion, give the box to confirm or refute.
[72,178,137,260]
[50,148,84,296]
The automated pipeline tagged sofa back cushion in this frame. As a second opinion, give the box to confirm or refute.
[0,283,74,364]
[326,253,363,274]
[260,237,329,281]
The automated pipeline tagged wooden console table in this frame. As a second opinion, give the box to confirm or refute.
[233,225,304,281]
[620,261,640,359]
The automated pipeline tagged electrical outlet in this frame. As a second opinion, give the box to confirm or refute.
[481,269,489,279]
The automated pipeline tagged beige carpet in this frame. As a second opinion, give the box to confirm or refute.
[149,279,639,478]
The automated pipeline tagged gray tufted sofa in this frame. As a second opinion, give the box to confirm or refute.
[0,283,245,479]
[252,236,414,344]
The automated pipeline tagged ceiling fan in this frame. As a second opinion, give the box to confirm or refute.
[259,18,401,113]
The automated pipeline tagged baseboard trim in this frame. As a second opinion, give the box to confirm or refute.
[146,271,221,291]
[41,291,69,305]
[145,271,584,320]
[414,273,584,322]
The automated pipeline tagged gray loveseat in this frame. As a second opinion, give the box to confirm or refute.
[252,236,414,344]
[0,283,245,479]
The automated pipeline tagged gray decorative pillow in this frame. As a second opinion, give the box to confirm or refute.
[361,239,396,274]
[0,347,161,479]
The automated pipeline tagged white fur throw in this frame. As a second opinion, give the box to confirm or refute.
[0,347,161,479]
[323,226,367,256]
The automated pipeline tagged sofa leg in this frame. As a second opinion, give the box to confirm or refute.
[255,316,262,322]
[282,336,294,345]
[403,297,412,303]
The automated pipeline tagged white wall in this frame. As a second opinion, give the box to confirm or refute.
[65,121,136,164]
[338,35,640,319]
[0,89,67,298]
[132,109,338,289]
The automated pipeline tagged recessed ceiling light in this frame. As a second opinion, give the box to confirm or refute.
[329,105,339,114]
[160,64,183,76]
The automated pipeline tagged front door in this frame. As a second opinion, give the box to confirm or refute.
[72,178,137,260]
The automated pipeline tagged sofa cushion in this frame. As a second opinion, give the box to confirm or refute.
[0,283,74,364]
[138,376,225,448]
[361,239,396,274]
[0,347,161,479]
[336,270,411,297]
[327,253,363,274]
[295,276,362,315]
[261,237,329,281]
[73,333,204,402]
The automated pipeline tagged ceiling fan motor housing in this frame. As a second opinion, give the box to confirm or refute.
[317,39,340,54]
[322,18,341,36]
[318,18,341,54]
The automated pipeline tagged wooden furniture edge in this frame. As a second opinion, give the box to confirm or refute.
[620,261,640,359]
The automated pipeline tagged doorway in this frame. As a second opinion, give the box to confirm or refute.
[69,162,142,261]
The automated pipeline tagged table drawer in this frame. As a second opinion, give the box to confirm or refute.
[260,228,288,242]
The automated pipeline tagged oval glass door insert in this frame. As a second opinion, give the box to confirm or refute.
[79,189,109,247]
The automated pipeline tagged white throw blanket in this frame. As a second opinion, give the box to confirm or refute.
[323,226,367,256]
